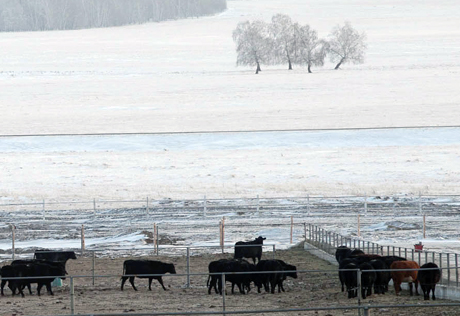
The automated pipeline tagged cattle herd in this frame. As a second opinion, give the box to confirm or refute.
[336,245,442,300]
[0,239,443,303]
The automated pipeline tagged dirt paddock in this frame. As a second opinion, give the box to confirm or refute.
[1,243,458,316]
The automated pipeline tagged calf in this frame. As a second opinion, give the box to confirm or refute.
[121,260,176,291]
[234,236,266,264]
[418,262,441,300]
[390,260,419,296]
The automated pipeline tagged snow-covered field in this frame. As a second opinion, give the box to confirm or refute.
[1,0,460,257]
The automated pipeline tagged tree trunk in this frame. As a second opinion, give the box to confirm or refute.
[334,57,345,70]
[308,63,312,73]
[255,62,261,74]
[288,59,292,70]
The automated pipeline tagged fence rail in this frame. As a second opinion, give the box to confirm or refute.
[2,267,460,316]
[306,223,460,287]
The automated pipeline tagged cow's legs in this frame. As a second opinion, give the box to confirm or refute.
[394,283,400,296]
[237,282,245,294]
[414,280,419,295]
[432,286,436,300]
[121,276,128,291]
[217,278,223,295]
[45,282,54,295]
[207,279,214,294]
[270,280,276,294]
[26,283,32,294]
[409,282,413,296]
[148,278,153,290]
[129,277,138,291]
[156,277,167,291]
[208,276,217,294]
[36,283,43,296]
[0,280,6,295]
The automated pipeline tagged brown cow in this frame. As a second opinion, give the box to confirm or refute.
[390,260,420,296]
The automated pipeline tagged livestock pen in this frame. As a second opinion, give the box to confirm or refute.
[1,244,460,316]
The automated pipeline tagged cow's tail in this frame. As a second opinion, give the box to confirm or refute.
[121,261,126,279]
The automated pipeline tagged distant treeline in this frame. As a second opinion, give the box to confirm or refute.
[0,0,227,32]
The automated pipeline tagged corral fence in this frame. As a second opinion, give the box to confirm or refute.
[306,223,460,288]
[2,194,460,260]
[3,193,460,215]
[2,267,460,316]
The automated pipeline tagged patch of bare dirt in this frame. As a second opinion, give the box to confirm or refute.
[0,243,458,316]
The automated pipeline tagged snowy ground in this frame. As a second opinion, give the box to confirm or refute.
[1,0,460,257]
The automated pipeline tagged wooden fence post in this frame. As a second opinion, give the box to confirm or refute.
[423,214,426,239]
[221,217,225,253]
[358,214,361,238]
[153,223,158,255]
[364,195,367,215]
[81,225,85,255]
[11,224,16,260]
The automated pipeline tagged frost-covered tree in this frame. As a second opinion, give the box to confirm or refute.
[233,20,271,74]
[294,23,327,73]
[269,14,297,70]
[327,22,367,69]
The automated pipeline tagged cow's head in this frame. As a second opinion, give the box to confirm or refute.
[255,236,266,243]
[285,264,297,279]
[167,263,176,274]
[67,251,77,260]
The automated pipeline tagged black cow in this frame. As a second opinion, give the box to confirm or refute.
[335,246,352,263]
[342,262,358,299]
[2,261,66,296]
[207,259,228,294]
[10,259,68,295]
[255,260,283,294]
[338,257,360,292]
[350,249,365,256]
[234,236,266,264]
[0,264,28,297]
[207,258,255,295]
[121,260,176,291]
[359,262,376,299]
[275,259,297,293]
[255,259,297,294]
[381,255,406,268]
[418,262,441,300]
[369,259,391,294]
[34,250,77,264]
